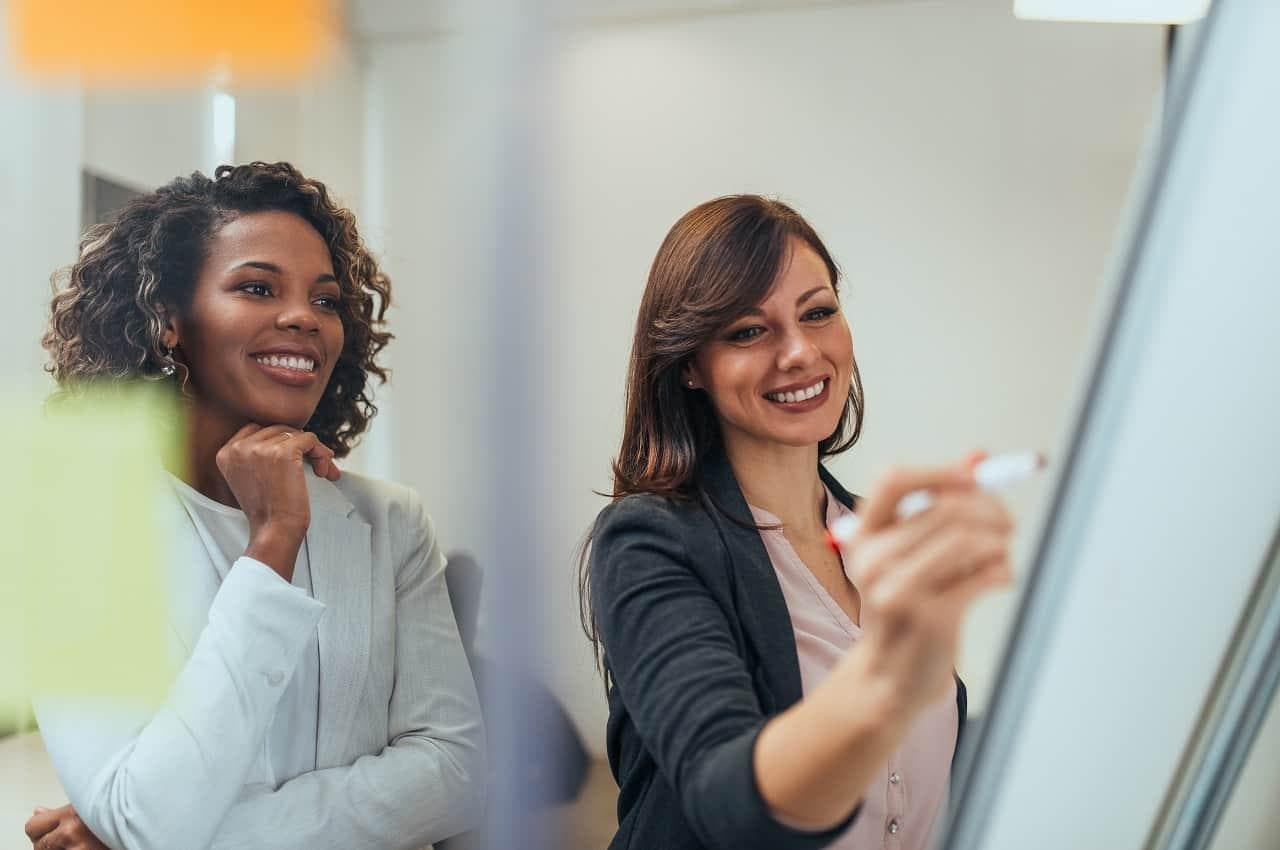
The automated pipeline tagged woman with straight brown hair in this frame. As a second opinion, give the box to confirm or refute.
[582,195,1015,850]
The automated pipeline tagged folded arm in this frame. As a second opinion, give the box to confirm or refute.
[208,496,486,850]
[36,559,325,850]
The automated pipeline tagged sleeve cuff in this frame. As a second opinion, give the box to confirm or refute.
[689,724,860,849]
[204,557,326,687]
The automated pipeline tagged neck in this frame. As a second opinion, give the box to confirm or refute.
[723,434,826,536]
[166,400,245,508]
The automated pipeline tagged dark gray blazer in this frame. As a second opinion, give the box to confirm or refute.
[590,450,967,850]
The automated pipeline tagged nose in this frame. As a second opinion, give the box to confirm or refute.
[275,299,321,334]
[777,325,820,371]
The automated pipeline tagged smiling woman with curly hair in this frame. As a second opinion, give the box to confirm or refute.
[44,161,390,456]
[27,163,485,850]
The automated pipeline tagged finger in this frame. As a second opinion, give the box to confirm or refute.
[933,555,1014,615]
[64,822,94,849]
[25,808,62,840]
[237,424,297,444]
[279,431,322,461]
[845,492,1011,588]
[306,447,342,481]
[42,825,71,850]
[868,527,1008,607]
[858,461,975,531]
[224,422,265,446]
[306,445,341,480]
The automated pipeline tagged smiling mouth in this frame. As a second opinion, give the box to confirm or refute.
[253,354,317,374]
[764,378,826,404]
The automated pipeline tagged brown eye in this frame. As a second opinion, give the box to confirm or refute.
[803,306,837,322]
[728,325,764,342]
[240,282,271,297]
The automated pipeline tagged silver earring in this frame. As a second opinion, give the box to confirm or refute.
[161,346,176,377]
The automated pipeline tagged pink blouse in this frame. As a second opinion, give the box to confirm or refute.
[748,490,958,850]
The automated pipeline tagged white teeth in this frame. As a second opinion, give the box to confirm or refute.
[767,379,825,404]
[255,355,315,373]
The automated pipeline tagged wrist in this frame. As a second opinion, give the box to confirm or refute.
[245,523,304,580]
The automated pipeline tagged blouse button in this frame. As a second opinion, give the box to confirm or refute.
[889,772,901,785]
[888,818,901,835]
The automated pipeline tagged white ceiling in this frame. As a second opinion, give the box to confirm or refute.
[346,0,926,41]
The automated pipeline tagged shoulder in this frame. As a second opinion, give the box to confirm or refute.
[329,468,420,516]
[593,491,712,542]
[590,491,723,581]
[328,469,434,546]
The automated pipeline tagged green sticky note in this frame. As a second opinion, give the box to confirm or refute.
[1,386,180,714]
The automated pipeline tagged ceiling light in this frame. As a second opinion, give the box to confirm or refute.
[1014,0,1211,23]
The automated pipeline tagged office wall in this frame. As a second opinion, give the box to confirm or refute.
[361,0,1165,752]
[0,11,81,397]
[80,49,364,207]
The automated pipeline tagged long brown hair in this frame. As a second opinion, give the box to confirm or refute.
[580,195,865,677]
[614,194,863,498]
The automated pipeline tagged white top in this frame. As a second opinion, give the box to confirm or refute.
[168,474,321,787]
[750,489,958,850]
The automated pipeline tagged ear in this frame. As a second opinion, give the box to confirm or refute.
[156,304,179,350]
[681,360,703,390]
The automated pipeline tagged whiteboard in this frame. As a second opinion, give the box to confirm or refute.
[940,2,1280,849]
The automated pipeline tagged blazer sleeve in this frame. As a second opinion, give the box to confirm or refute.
[35,558,326,850]
[206,493,486,850]
[591,498,858,850]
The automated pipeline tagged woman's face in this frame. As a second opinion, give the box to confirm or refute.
[687,236,853,453]
[172,210,345,430]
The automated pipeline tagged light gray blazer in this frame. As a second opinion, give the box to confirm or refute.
[35,469,486,850]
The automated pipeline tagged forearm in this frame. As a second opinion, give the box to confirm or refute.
[209,733,485,850]
[754,643,911,829]
[37,560,324,850]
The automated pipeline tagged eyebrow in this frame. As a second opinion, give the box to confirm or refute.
[739,285,832,318]
[232,260,338,284]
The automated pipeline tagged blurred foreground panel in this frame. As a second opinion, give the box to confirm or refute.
[0,388,178,716]
[9,0,336,84]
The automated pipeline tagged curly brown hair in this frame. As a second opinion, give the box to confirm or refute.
[43,162,392,458]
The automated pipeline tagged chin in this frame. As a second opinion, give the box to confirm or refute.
[768,429,834,448]
[242,402,318,429]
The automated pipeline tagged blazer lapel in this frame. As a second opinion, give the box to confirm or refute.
[698,453,860,712]
[304,471,373,768]
[698,451,806,709]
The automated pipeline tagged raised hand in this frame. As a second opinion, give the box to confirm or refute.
[215,423,335,581]
[840,457,1015,713]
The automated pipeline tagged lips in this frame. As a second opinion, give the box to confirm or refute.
[248,348,323,388]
